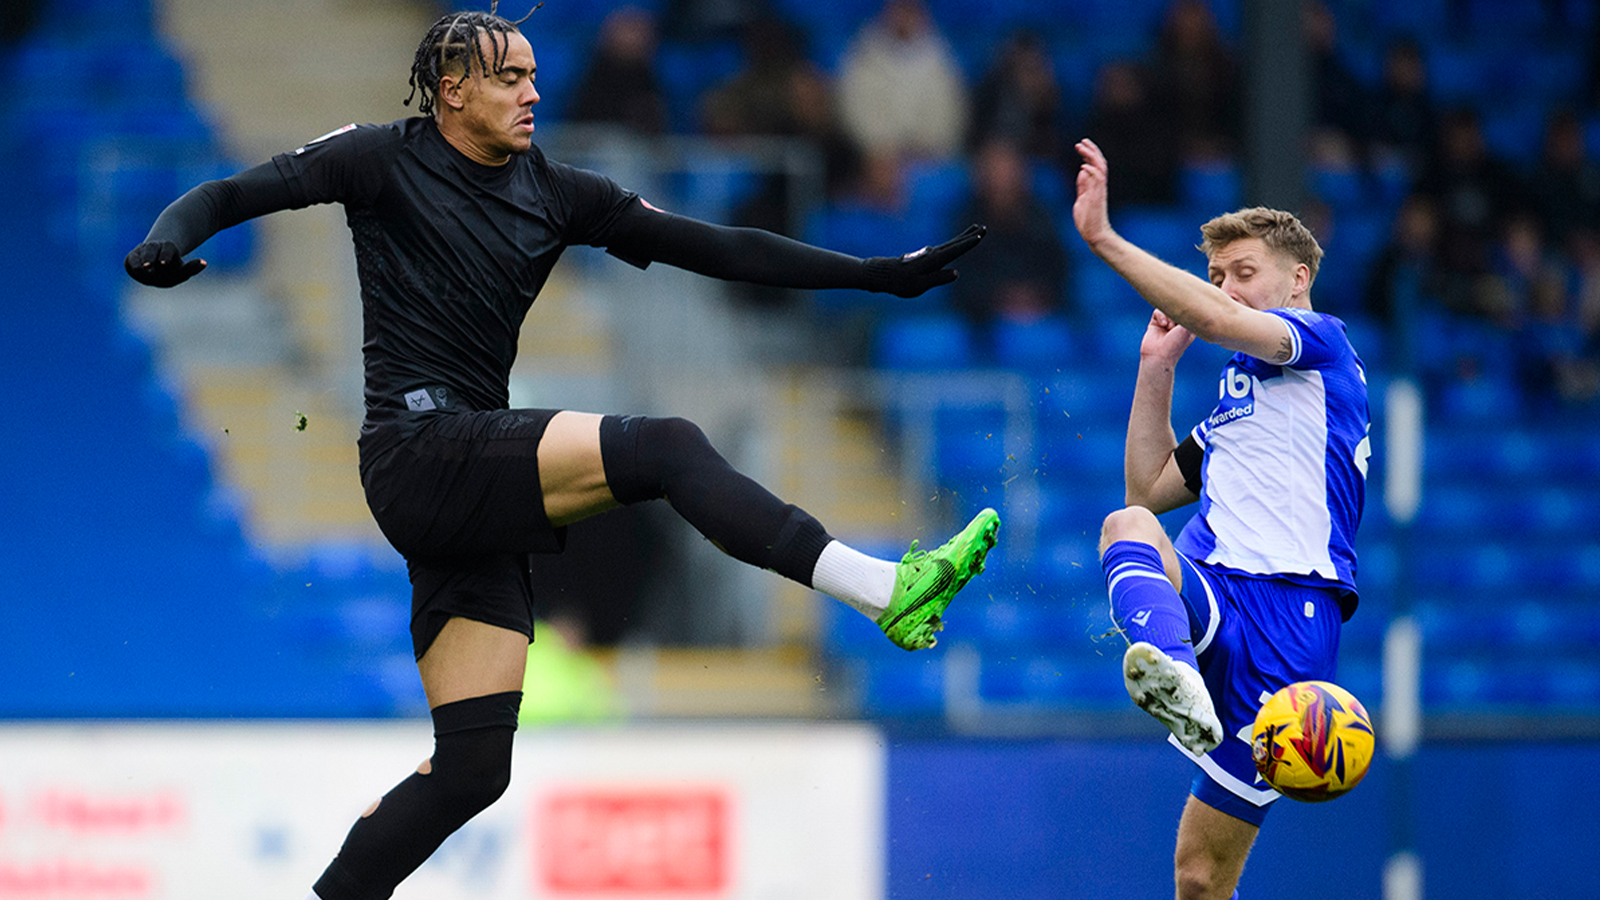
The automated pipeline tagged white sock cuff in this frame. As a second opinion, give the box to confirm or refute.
[811,540,896,618]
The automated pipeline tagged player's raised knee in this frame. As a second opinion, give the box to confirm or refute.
[1174,858,1233,900]
[1098,505,1162,553]
[652,415,712,453]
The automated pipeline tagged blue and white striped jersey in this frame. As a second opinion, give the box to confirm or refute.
[1173,307,1370,613]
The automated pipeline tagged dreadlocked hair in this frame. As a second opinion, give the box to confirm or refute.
[405,2,544,115]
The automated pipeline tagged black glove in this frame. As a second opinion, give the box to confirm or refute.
[863,224,986,298]
[125,241,207,288]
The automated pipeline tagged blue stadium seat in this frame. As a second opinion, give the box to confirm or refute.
[1034,366,1135,424]
[991,317,1079,373]
[1049,46,1107,121]
[1315,212,1389,316]
[1066,0,1172,54]
[1308,164,1369,213]
[934,404,1010,481]
[978,653,1125,706]
[1416,597,1600,652]
[1367,0,1452,40]
[1417,484,1600,538]
[655,39,743,132]
[1479,103,1550,166]
[967,593,1091,648]
[1427,45,1494,105]
[873,313,975,369]
[1433,372,1525,425]
[1072,261,1144,315]
[1369,156,1415,210]
[856,656,947,716]
[1113,208,1204,272]
[804,203,917,262]
[665,156,763,223]
[1034,531,1104,588]
[36,0,154,37]
[1463,0,1553,38]
[1029,160,1071,212]
[770,0,882,61]
[1180,159,1243,216]
[1041,425,1125,479]
[1493,47,1586,107]
[1340,314,1388,371]
[1425,653,1600,708]
[904,158,971,230]
[1079,311,1152,361]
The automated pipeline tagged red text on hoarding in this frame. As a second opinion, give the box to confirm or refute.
[538,789,729,894]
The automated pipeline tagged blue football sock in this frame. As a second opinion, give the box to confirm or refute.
[1102,540,1199,670]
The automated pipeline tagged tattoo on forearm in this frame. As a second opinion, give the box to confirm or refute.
[1273,334,1293,363]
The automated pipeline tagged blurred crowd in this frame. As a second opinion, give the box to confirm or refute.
[557,0,1600,410]
[14,0,1595,407]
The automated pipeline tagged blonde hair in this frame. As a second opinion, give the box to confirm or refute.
[1198,207,1323,285]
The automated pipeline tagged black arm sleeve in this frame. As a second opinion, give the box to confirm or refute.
[600,200,873,290]
[1174,434,1204,496]
[143,160,298,256]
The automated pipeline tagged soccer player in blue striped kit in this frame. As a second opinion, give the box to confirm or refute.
[1072,138,1369,900]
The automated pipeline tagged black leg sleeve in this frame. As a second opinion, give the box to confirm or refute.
[599,415,833,586]
[311,692,521,900]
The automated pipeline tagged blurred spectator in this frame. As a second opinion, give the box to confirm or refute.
[948,139,1069,350]
[1,0,39,45]
[853,150,907,213]
[965,29,1065,161]
[1303,0,1369,146]
[1368,38,1437,177]
[1365,193,1445,328]
[1493,215,1600,405]
[1421,108,1526,316]
[838,0,969,164]
[1529,109,1600,249]
[1150,0,1241,162]
[1085,60,1179,207]
[702,16,815,136]
[1484,212,1561,327]
[569,7,670,135]
[701,15,861,303]
[1573,229,1600,360]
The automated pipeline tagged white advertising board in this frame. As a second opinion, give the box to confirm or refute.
[0,723,884,900]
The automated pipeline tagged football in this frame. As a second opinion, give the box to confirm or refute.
[1251,681,1375,802]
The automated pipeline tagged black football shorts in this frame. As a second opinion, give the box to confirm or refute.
[361,407,566,659]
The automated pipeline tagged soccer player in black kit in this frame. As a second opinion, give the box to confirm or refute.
[125,9,998,900]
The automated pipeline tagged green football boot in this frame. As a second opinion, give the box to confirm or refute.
[876,508,1000,650]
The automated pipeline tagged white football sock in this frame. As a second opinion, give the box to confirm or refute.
[811,540,897,619]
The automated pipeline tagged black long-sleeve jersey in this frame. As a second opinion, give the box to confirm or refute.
[141,116,896,453]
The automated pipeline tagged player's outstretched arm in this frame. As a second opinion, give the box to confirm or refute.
[125,160,298,288]
[1072,138,1287,360]
[603,200,984,298]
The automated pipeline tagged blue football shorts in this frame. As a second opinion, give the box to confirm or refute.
[1173,553,1344,826]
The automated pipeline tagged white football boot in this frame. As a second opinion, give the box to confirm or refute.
[1123,641,1224,755]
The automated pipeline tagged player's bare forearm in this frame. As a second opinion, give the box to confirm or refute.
[1088,234,1241,344]
[1124,354,1184,510]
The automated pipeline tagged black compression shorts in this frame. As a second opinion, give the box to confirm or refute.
[360,407,566,658]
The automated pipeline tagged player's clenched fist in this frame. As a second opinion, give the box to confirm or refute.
[124,241,207,288]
